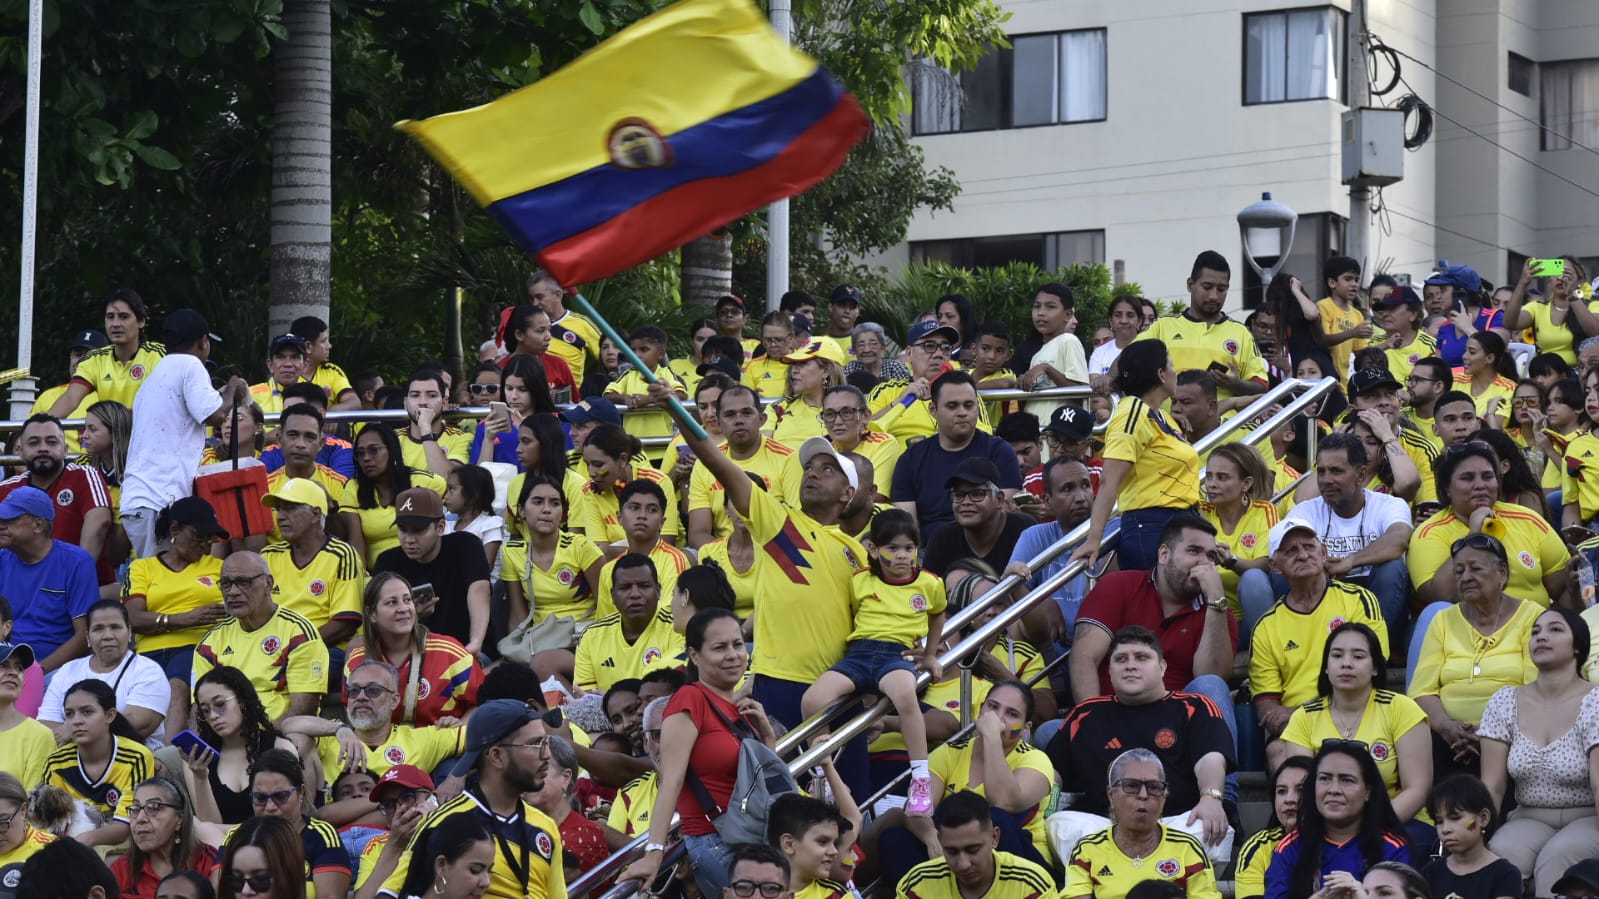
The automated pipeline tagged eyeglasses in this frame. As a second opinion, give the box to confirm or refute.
[819,409,863,423]
[127,800,181,819]
[1044,433,1079,447]
[726,881,787,898]
[951,489,992,504]
[1405,375,1442,385]
[467,383,500,395]
[218,574,267,592]
[1512,396,1542,406]
[1112,779,1168,797]
[377,789,432,817]
[225,874,274,894]
[347,683,394,700]
[911,341,953,354]
[0,807,24,831]
[499,737,552,753]
[354,445,386,458]
[249,788,298,809]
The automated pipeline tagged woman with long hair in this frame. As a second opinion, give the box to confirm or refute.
[1534,377,1587,505]
[501,475,606,632]
[470,354,554,466]
[1503,256,1594,366]
[80,399,132,506]
[1072,339,1200,570]
[1562,366,1599,528]
[339,423,446,566]
[1264,741,1409,899]
[771,339,846,445]
[1201,442,1279,611]
[111,777,217,899]
[0,771,54,868]
[1505,378,1554,494]
[1237,758,1315,899]
[39,678,154,847]
[1453,331,1519,427]
[344,572,483,728]
[394,814,493,899]
[668,318,720,392]
[1265,273,1329,375]
[202,403,264,465]
[504,413,583,541]
[39,599,171,743]
[1372,286,1438,384]
[216,815,306,899]
[185,668,295,825]
[1470,427,1548,518]
[937,294,979,363]
[1088,295,1145,386]
[570,423,679,545]
[234,750,350,899]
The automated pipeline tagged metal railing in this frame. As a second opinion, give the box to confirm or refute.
[570,377,1339,899]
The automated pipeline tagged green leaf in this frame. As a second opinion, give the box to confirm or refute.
[263,21,288,40]
[124,110,158,141]
[175,29,206,58]
[131,143,182,170]
[578,2,604,35]
[213,13,248,43]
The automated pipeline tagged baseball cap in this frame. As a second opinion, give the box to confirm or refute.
[696,356,742,381]
[1043,406,1094,444]
[783,337,847,367]
[368,764,436,801]
[560,397,622,426]
[394,488,445,528]
[269,333,309,356]
[1267,517,1319,556]
[453,699,543,776]
[260,478,329,516]
[714,295,745,311]
[0,642,35,670]
[71,330,109,351]
[1347,367,1401,399]
[163,309,221,344]
[799,437,859,490]
[166,496,230,539]
[1553,860,1599,896]
[1370,284,1422,308]
[944,458,1003,490]
[830,285,863,305]
[0,486,55,522]
[791,314,813,335]
[1424,264,1483,294]
[906,321,960,348]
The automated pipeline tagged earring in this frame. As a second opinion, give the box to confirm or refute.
[433,876,447,896]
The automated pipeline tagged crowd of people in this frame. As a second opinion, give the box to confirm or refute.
[4,252,1599,899]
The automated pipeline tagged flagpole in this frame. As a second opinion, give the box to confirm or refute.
[567,292,707,441]
[764,0,792,312]
[8,0,42,419]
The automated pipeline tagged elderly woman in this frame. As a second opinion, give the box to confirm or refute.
[1409,534,1539,777]
[40,599,171,744]
[1478,607,1599,895]
[525,736,610,878]
[343,572,483,727]
[1061,749,1222,899]
[111,777,217,899]
[843,322,909,393]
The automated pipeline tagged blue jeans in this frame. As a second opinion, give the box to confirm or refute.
[1118,507,1189,572]
[754,675,870,801]
[683,832,735,897]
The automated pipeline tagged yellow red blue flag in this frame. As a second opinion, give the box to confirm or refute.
[396,0,870,286]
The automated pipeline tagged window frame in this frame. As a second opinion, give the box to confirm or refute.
[1240,5,1347,107]
[909,229,1107,269]
[1508,51,1535,98]
[909,27,1109,137]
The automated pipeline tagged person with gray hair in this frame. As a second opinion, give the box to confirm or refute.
[527,735,612,876]
[260,475,365,650]
[609,696,670,840]
[844,321,910,392]
[1579,335,1599,373]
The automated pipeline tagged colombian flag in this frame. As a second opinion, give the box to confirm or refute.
[397,0,870,286]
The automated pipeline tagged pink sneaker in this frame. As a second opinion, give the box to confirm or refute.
[907,774,934,816]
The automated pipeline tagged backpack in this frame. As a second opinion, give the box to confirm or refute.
[682,684,798,845]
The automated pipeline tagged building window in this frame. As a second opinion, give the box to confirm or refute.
[911,29,1107,135]
[1239,212,1345,309]
[1508,52,1535,97]
[1243,7,1344,105]
[1540,59,1599,151]
[910,230,1106,269]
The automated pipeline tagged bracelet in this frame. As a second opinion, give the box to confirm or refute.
[419,433,438,443]
[157,613,168,631]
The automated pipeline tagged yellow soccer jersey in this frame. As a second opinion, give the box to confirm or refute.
[1137,314,1268,401]
[1282,690,1429,818]
[501,532,605,624]
[1409,502,1567,606]
[316,723,466,785]
[264,465,348,542]
[595,540,691,620]
[1391,426,1441,505]
[606,366,685,459]
[312,362,355,403]
[378,789,565,899]
[340,470,448,566]
[573,606,685,693]
[991,637,1045,685]
[1201,499,1278,608]
[771,397,829,446]
[1235,824,1284,899]
[1065,825,1220,899]
[548,309,601,385]
[852,430,903,499]
[867,379,992,443]
[1248,580,1388,708]
[1400,410,1444,453]
[746,486,866,683]
[354,831,392,891]
[1383,331,1439,384]
[931,737,1055,863]
[898,851,1057,899]
[71,341,166,409]
[688,437,801,539]
[1102,396,1201,511]
[1526,301,1599,366]
[262,536,366,632]
[0,825,54,868]
[503,468,587,542]
[795,878,851,899]
[1452,370,1518,419]
[397,427,471,471]
[31,383,90,454]
[0,718,58,788]
[869,675,992,755]
[1564,431,1599,522]
[570,465,681,543]
[193,605,330,720]
[607,771,658,837]
[1318,297,1370,381]
[667,357,703,396]
[847,568,946,647]
[1411,600,1539,724]
[250,379,309,415]
[126,553,225,652]
[742,356,790,399]
[42,735,153,822]
[695,537,758,620]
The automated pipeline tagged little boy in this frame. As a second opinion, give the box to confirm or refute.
[605,324,686,465]
[969,321,1018,424]
[768,794,853,899]
[1318,255,1374,380]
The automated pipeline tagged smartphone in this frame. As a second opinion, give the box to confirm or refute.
[1258,340,1276,354]
[1012,493,1039,505]
[1531,258,1567,278]
[171,729,218,758]
[411,583,438,615]
[1208,361,1230,375]
[488,400,509,420]
[1563,525,1598,545]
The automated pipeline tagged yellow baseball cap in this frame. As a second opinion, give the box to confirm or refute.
[782,336,847,367]
[260,477,329,515]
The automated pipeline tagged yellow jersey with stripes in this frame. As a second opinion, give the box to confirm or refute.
[1065,824,1220,899]
[573,605,685,694]
[378,785,565,899]
[41,735,153,823]
[261,536,366,632]
[1102,396,1200,511]
[71,341,166,409]
[1136,313,1268,401]
[1248,579,1388,707]
[1452,369,1518,418]
[193,605,330,721]
[899,851,1057,899]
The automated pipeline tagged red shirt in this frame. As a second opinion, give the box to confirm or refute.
[558,810,612,880]
[1076,569,1238,696]
[111,849,218,899]
[666,683,744,836]
[498,351,576,394]
[0,465,113,582]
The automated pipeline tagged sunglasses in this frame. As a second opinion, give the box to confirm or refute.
[347,683,393,700]
[225,874,273,894]
[249,788,298,809]
[467,383,500,395]
[1450,533,1507,560]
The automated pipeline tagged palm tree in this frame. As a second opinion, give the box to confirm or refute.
[681,232,732,308]
[268,0,333,338]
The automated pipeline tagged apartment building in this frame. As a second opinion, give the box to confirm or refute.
[877,0,1599,307]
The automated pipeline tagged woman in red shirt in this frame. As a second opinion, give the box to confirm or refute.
[619,607,777,897]
[111,777,218,899]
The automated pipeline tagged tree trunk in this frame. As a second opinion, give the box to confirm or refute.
[268,0,333,340]
[681,231,733,308]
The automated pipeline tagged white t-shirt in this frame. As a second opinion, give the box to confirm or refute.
[447,514,507,581]
[1288,491,1412,577]
[121,353,223,512]
[1023,332,1090,420]
[40,651,171,726]
[1088,340,1124,377]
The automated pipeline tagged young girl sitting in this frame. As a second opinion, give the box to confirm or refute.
[1420,775,1521,899]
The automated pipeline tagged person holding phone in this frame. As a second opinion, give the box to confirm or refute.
[344,573,482,728]
[187,667,297,825]
[469,354,551,467]
[1502,257,1596,366]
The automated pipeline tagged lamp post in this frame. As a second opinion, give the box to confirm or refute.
[1237,192,1298,306]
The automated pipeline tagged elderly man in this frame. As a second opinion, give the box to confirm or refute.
[869,321,989,443]
[574,554,685,695]
[1243,433,1411,642]
[250,333,310,414]
[0,415,112,583]
[260,477,366,649]
[527,737,610,876]
[1250,518,1389,770]
[192,551,329,722]
[0,486,99,674]
[527,269,601,384]
[373,487,490,658]
[923,459,1034,576]
[1047,627,1234,864]
[897,791,1056,899]
[891,371,1022,542]
[282,659,464,785]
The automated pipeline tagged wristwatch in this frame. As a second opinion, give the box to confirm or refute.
[1203,787,1224,802]
[419,433,439,443]
[1202,598,1227,613]
[645,842,667,853]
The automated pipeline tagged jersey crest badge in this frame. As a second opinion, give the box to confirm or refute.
[1518,550,1535,569]
[535,831,554,860]
[557,567,576,586]
[56,489,74,506]
[1154,728,1176,749]
[1223,340,1239,355]
[643,647,663,665]
[1370,741,1391,761]
[1240,533,1256,550]
[130,364,146,380]
[261,636,282,655]
[1328,617,1346,632]
[1156,859,1180,878]
[197,576,215,588]
[385,746,406,764]
[909,593,927,612]
[309,579,327,596]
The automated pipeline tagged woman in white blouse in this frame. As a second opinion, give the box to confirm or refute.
[39,599,170,745]
[1478,606,1599,896]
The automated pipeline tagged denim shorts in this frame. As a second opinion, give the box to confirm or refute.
[829,639,917,693]
[142,646,196,686]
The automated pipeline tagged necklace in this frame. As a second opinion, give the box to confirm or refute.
[1329,703,1365,739]
[1468,596,1511,678]
[1114,826,1162,868]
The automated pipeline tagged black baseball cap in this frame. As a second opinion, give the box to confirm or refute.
[164,496,230,540]
[71,330,109,351]
[1043,406,1094,443]
[696,356,742,381]
[715,295,746,311]
[944,458,1003,490]
[163,309,221,344]
[1347,367,1401,398]
[830,285,863,305]
[453,699,543,776]
[269,333,309,356]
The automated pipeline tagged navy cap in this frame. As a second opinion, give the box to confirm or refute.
[1371,285,1422,308]
[0,642,35,670]
[791,313,812,335]
[453,699,542,776]
[560,397,622,426]
[1043,405,1095,443]
[163,309,220,344]
[268,333,308,356]
[944,458,1003,490]
[1424,264,1483,294]
[907,321,960,347]
[830,284,863,305]
[0,486,54,522]
[71,330,109,351]
[1553,860,1599,895]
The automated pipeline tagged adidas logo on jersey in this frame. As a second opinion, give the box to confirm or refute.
[1097,866,1114,877]
[1104,737,1123,750]
[221,647,234,655]
[1285,640,1300,650]
[601,658,616,668]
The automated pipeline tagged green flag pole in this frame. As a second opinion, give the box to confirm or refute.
[567,292,708,442]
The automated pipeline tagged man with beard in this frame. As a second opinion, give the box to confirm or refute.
[1136,251,1268,401]
[891,372,1022,542]
[192,551,328,723]
[373,487,490,659]
[377,699,566,899]
[1402,356,1451,448]
[0,414,113,582]
[685,384,801,547]
[397,369,471,478]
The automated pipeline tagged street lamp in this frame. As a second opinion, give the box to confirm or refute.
[1237,191,1298,284]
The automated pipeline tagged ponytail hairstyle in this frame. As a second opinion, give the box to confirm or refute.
[1557,256,1593,342]
[683,608,741,683]
[584,424,643,471]
[675,564,737,618]
[62,679,142,743]
[1467,331,1519,381]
